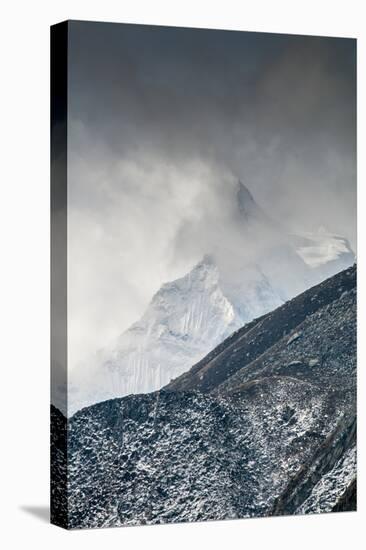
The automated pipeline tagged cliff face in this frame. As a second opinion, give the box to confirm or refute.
[51,265,356,529]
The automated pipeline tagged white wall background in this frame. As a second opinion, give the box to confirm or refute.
[0,1,364,549]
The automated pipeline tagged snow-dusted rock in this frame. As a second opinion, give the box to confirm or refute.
[51,266,356,528]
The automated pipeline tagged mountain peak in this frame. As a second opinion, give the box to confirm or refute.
[237,180,258,219]
[197,253,216,267]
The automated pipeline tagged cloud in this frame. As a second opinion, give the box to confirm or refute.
[66,22,356,369]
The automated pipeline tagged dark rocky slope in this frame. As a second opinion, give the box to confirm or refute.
[51,405,68,527]
[165,265,356,394]
[51,265,356,529]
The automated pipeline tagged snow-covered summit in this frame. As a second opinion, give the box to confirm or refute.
[69,251,283,414]
[237,181,260,220]
[294,229,354,269]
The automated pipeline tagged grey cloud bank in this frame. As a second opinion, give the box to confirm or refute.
[67,22,356,369]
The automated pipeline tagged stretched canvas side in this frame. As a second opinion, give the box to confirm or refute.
[50,21,68,529]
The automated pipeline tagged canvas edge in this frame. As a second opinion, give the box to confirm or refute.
[50,20,69,530]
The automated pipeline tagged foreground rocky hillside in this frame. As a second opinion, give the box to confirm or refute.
[51,265,356,529]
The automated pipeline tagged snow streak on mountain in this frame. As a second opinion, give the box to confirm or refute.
[67,181,354,415]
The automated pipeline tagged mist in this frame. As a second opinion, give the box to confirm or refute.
[67,22,356,371]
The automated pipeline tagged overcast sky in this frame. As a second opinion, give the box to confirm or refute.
[67,21,356,370]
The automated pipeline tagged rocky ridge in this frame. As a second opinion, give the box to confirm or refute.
[51,265,356,529]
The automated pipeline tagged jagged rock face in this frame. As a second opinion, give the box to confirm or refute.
[68,182,355,415]
[52,266,356,529]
